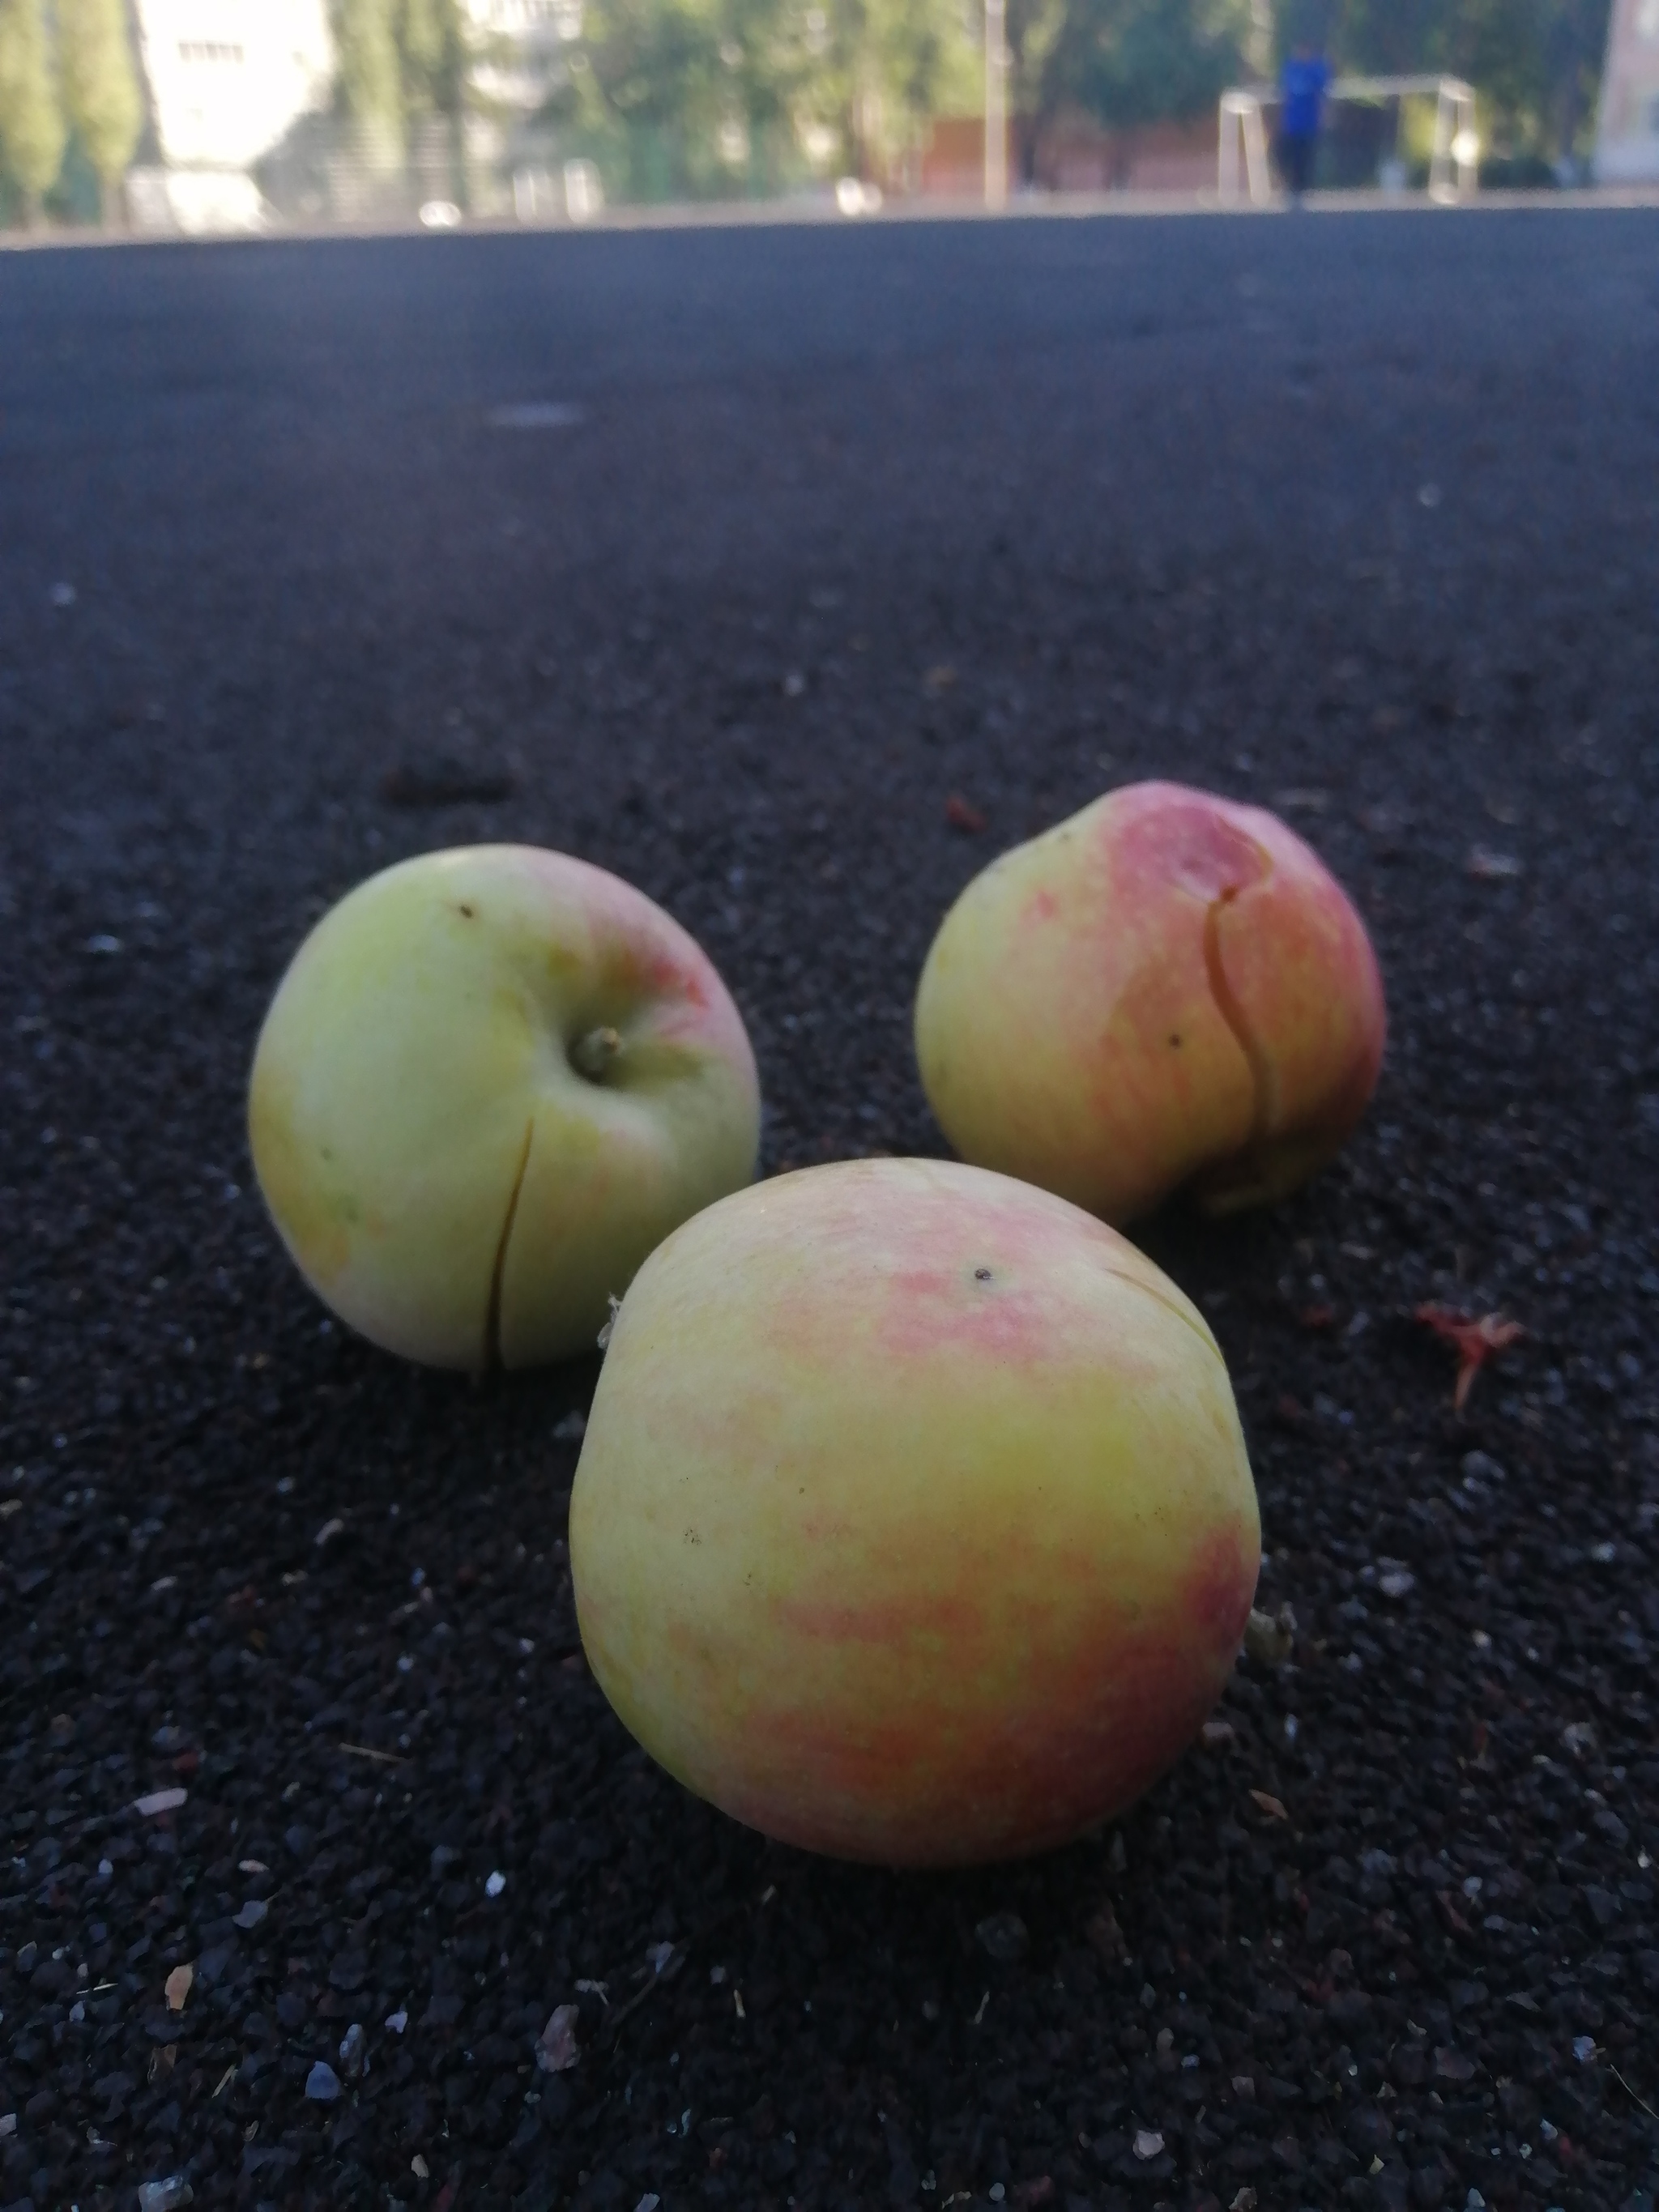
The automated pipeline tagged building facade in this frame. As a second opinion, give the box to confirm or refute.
[462,0,580,113]
[132,0,335,171]
[1597,0,1659,181]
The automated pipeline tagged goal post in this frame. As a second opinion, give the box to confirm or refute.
[1218,75,1480,204]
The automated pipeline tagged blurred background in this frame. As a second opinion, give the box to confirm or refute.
[0,0,1653,232]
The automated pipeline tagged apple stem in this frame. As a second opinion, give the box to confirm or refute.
[572,1025,624,1081]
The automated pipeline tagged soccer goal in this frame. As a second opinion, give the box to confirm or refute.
[1218,75,1480,204]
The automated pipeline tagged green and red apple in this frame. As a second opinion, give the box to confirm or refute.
[248,845,760,1370]
[915,779,1386,1223]
[570,1157,1260,1866]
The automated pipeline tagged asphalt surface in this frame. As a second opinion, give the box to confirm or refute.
[2,206,1659,2212]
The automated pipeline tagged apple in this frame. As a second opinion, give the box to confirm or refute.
[569,1156,1260,1866]
[248,845,760,1370]
[914,779,1385,1223]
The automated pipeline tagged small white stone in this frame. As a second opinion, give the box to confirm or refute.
[133,1788,187,1818]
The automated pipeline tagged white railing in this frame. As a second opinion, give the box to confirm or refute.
[1220,75,1480,206]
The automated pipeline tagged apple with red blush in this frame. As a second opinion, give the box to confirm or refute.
[914,779,1386,1223]
[249,845,760,1369]
[569,1157,1260,1865]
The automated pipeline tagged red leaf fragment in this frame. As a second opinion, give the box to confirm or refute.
[1415,1304,1525,1413]
[1435,1889,1473,1936]
[1084,1902,1124,1961]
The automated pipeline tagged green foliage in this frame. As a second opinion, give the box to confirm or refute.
[399,0,466,115]
[557,0,972,182]
[576,0,720,129]
[0,0,65,209]
[57,0,142,211]
[1042,0,1253,130]
[332,0,406,155]
[1333,0,1613,159]
[343,0,1616,197]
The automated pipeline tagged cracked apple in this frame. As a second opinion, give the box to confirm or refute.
[914,780,1386,1222]
[248,846,760,1369]
[570,1157,1260,1866]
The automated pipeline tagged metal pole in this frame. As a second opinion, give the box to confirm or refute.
[1243,96,1270,203]
[984,0,1007,211]
[1219,97,1238,203]
[1456,91,1478,196]
[1429,79,1455,201]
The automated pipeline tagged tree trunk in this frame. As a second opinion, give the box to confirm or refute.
[1017,108,1041,186]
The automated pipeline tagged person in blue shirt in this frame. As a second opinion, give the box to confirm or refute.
[1277,45,1332,201]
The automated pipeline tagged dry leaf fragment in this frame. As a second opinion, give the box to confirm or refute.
[536,2003,581,2073]
[1249,1789,1289,1822]
[1415,1304,1525,1413]
[164,1963,194,2012]
[1435,1889,1473,1936]
[1084,1902,1124,1961]
[1243,1604,1296,1668]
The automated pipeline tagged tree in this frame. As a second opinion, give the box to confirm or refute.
[578,0,720,133]
[1540,0,1612,160]
[1007,0,1069,178]
[398,0,466,118]
[1336,0,1614,164]
[0,0,65,222]
[1043,0,1252,132]
[58,0,143,224]
[784,0,972,179]
[331,0,405,164]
